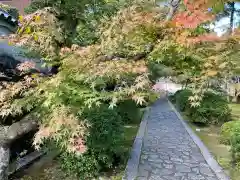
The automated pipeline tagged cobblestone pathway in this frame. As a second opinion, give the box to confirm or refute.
[136,99,219,180]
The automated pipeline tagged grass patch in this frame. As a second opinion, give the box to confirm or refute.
[229,103,240,120]
[15,108,145,180]
[182,113,240,180]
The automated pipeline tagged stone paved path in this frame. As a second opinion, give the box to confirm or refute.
[136,98,219,180]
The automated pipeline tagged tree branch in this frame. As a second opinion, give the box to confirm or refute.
[96,44,154,62]
[165,0,181,21]
[96,53,148,62]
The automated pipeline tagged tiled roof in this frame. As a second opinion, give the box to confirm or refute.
[0,8,17,23]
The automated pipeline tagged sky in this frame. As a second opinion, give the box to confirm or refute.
[157,1,240,36]
[212,2,240,36]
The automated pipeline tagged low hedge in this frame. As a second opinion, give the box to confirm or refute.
[59,105,125,179]
[220,121,240,145]
[174,89,192,112]
[174,89,231,125]
[117,94,158,124]
[230,132,240,165]
[117,100,141,123]
[220,121,240,166]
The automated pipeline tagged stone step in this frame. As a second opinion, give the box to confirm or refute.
[8,150,47,176]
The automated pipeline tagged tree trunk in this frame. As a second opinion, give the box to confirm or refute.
[0,116,38,180]
[228,2,235,35]
[165,0,181,21]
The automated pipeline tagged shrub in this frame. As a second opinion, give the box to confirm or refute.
[175,89,192,112]
[117,100,141,124]
[220,121,240,166]
[144,92,159,106]
[191,92,231,124]
[59,105,124,179]
[169,89,181,103]
[230,132,240,165]
[174,90,231,124]
[24,0,46,14]
[220,121,240,145]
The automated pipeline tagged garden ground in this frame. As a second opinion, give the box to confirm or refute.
[184,103,240,180]
[10,109,145,180]
[134,98,222,180]
[12,98,234,180]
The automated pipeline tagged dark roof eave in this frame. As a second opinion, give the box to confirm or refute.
[0,8,18,25]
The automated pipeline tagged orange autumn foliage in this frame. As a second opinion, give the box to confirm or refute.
[173,0,214,29]
[172,0,223,45]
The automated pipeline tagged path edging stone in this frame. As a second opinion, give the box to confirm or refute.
[167,99,230,180]
[123,107,150,180]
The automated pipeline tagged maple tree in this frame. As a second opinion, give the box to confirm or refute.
[162,0,239,105]
[1,0,240,179]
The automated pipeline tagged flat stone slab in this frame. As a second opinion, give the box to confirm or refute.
[123,98,229,180]
[8,150,47,176]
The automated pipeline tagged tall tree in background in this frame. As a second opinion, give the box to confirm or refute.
[215,1,240,35]
[228,2,235,34]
